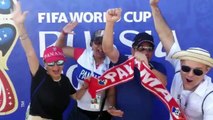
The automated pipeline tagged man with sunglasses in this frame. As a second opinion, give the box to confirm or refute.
[102,8,167,120]
[132,32,167,86]
[151,0,213,119]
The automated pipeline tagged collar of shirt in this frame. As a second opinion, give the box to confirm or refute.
[193,75,212,97]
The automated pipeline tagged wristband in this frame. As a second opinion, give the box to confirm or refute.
[19,33,28,40]
[149,63,154,70]
[62,30,67,35]
[108,105,115,109]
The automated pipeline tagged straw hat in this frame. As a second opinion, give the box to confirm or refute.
[172,47,213,67]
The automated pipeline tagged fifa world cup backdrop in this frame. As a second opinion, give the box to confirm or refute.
[1,0,213,119]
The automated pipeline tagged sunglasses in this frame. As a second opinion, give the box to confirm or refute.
[93,39,102,45]
[136,46,153,52]
[181,65,204,76]
[46,60,64,67]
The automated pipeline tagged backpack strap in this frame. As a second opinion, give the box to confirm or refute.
[27,75,46,118]
[32,75,46,98]
[202,91,213,115]
[175,70,180,74]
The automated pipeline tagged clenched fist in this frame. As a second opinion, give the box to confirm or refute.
[105,8,122,23]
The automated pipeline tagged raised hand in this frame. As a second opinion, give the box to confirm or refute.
[134,51,149,67]
[105,8,122,23]
[62,21,78,34]
[11,2,28,26]
[150,0,159,7]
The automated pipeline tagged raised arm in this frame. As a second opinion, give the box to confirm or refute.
[102,8,122,63]
[150,0,174,54]
[55,22,78,58]
[12,2,39,76]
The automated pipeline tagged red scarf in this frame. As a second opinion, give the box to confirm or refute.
[85,57,186,120]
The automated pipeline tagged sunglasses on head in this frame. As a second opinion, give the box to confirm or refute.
[95,30,104,37]
[136,46,153,52]
[181,65,204,76]
[46,60,64,67]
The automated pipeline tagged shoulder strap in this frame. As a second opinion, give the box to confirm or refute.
[175,70,180,74]
[202,90,213,115]
[32,76,46,98]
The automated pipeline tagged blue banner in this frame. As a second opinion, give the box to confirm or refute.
[1,0,213,119]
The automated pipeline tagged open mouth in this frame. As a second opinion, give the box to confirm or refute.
[186,78,193,83]
[96,51,105,57]
[53,69,60,74]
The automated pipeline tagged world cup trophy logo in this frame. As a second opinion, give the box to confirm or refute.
[0,0,18,115]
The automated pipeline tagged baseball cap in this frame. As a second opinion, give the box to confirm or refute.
[132,32,154,49]
[43,46,65,63]
[90,29,104,45]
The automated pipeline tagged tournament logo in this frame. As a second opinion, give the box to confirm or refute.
[0,0,18,115]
